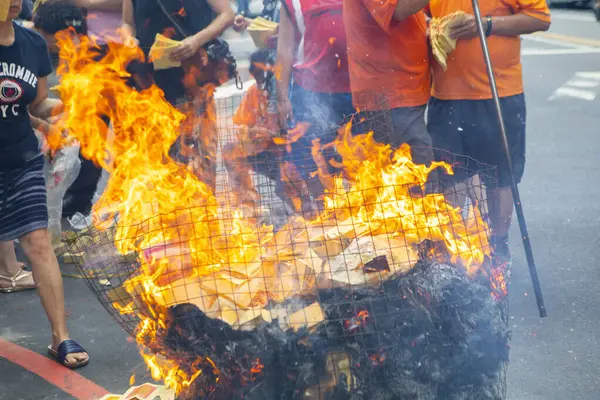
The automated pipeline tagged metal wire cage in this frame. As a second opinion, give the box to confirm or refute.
[63,94,509,400]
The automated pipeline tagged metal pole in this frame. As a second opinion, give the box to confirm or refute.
[470,0,547,318]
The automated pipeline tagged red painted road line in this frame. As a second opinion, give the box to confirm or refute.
[0,338,109,400]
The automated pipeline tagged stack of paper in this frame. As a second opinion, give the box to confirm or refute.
[99,383,175,400]
[247,17,278,49]
[0,0,10,22]
[149,34,183,71]
[429,11,468,70]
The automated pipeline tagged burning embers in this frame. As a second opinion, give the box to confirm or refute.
[131,261,509,400]
[53,32,508,398]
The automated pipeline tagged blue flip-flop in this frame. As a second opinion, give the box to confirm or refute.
[48,339,89,369]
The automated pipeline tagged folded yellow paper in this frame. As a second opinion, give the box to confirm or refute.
[0,0,11,22]
[429,11,468,71]
[149,34,183,71]
[248,18,278,49]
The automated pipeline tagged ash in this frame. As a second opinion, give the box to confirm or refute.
[160,262,510,400]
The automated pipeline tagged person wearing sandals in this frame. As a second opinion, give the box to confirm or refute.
[0,0,89,369]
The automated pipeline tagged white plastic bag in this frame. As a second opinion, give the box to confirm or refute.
[45,145,82,243]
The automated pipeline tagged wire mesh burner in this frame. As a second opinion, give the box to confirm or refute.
[63,95,509,400]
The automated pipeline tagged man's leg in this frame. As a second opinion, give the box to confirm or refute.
[386,105,443,193]
[465,94,527,260]
[426,98,475,208]
[485,95,526,259]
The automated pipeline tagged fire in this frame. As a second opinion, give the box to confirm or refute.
[490,264,509,300]
[250,358,264,374]
[52,32,494,394]
[344,310,369,331]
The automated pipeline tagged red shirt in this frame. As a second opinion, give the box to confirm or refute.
[343,0,431,110]
[283,0,351,93]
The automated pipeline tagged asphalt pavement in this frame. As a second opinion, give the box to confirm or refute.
[1,7,600,400]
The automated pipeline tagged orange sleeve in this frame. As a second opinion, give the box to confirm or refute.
[360,0,399,33]
[507,0,551,22]
[233,85,259,127]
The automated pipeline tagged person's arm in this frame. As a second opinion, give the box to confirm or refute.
[275,5,297,125]
[30,114,52,132]
[393,0,430,21]
[362,0,428,28]
[450,6,550,39]
[486,13,550,36]
[29,77,63,121]
[76,0,122,12]
[121,0,136,39]
[170,0,235,61]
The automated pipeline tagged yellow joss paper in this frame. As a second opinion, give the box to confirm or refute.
[429,11,468,70]
[0,0,11,22]
[149,34,183,70]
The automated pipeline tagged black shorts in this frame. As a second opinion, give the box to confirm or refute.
[427,94,526,188]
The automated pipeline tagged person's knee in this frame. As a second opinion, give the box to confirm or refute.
[20,229,53,255]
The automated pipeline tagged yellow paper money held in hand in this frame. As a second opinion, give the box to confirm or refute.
[149,33,183,71]
[0,0,11,22]
[248,17,278,49]
[429,11,469,71]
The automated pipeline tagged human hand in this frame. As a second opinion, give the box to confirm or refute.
[233,15,250,32]
[277,95,293,128]
[170,36,203,62]
[120,25,139,47]
[448,14,486,40]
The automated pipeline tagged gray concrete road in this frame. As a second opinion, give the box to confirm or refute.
[1,7,600,400]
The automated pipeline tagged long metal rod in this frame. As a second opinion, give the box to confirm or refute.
[470,0,547,318]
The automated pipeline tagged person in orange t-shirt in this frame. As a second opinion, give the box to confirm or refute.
[425,0,550,262]
[343,0,434,170]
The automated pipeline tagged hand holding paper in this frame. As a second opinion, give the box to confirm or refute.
[149,34,183,70]
[428,11,469,70]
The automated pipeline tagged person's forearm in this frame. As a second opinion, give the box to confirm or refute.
[30,114,51,134]
[76,0,122,11]
[489,13,550,36]
[276,55,293,99]
[30,98,62,120]
[122,0,135,29]
[275,9,296,99]
[393,0,429,21]
[191,9,235,47]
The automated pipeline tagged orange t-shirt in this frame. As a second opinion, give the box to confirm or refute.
[428,0,551,100]
[343,0,431,110]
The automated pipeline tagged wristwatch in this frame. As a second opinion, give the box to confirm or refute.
[485,16,493,37]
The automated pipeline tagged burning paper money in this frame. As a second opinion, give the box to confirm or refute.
[52,30,497,396]
[149,34,182,70]
[99,383,175,400]
[247,17,278,49]
[429,11,468,70]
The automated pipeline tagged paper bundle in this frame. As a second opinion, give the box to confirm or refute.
[149,34,182,71]
[247,17,278,49]
[0,0,10,22]
[429,11,469,70]
[99,383,175,400]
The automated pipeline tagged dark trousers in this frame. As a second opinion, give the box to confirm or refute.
[237,0,250,15]
[285,83,355,180]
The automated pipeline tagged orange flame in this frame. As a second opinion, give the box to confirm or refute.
[250,358,264,374]
[52,32,492,394]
